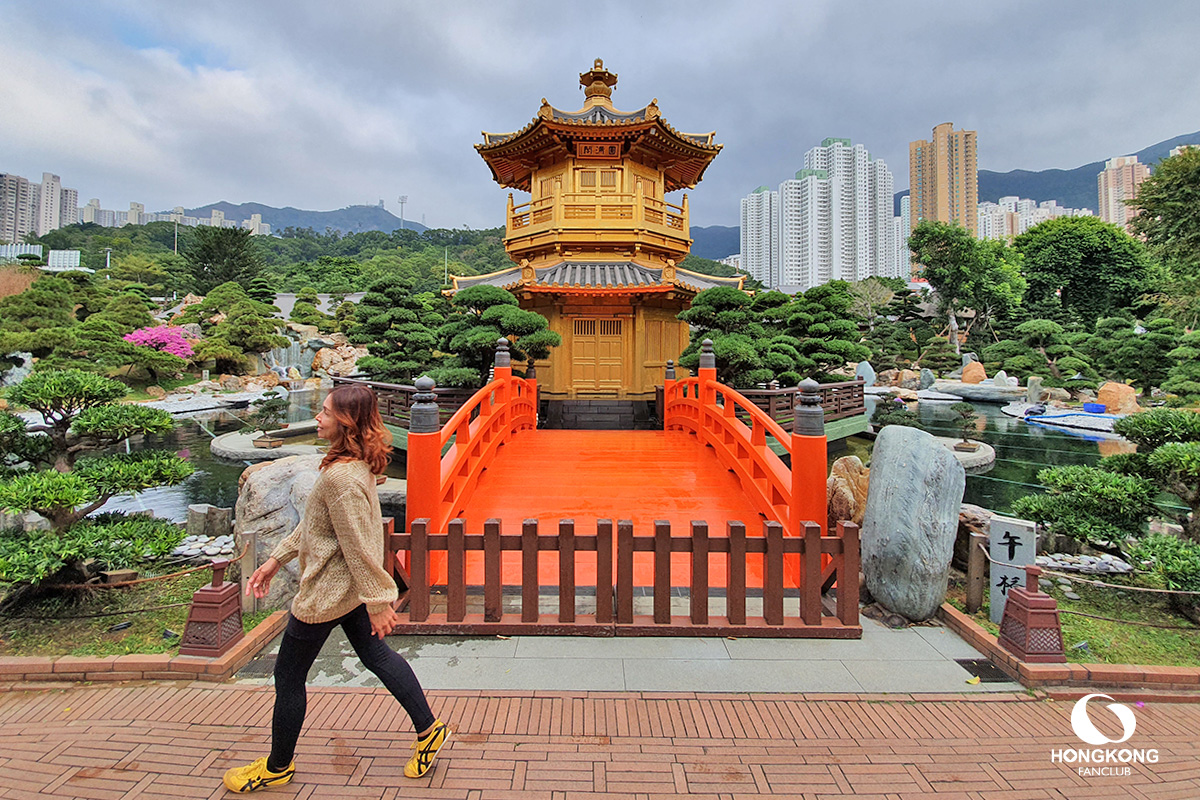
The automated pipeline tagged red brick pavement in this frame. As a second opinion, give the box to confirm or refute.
[0,684,1197,798]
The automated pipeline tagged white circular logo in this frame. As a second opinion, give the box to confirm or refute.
[1071,693,1136,745]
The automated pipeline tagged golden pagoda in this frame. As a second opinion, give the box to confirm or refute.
[456,59,742,402]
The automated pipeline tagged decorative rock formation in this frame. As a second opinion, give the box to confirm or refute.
[827,456,871,530]
[311,344,370,377]
[855,361,876,387]
[1096,381,1140,414]
[919,368,936,390]
[960,361,987,384]
[898,369,921,389]
[235,454,323,612]
[860,425,966,621]
[1026,375,1043,404]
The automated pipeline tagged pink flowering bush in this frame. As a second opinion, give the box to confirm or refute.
[124,325,194,359]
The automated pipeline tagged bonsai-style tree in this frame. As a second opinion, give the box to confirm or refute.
[870,394,920,430]
[289,286,332,330]
[348,275,443,383]
[0,370,193,593]
[1164,329,1200,403]
[950,401,979,444]
[246,389,289,437]
[437,285,561,386]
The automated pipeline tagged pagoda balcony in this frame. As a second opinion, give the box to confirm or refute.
[506,191,691,256]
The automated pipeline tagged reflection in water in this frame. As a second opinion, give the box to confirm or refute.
[101,389,328,522]
[850,400,1110,515]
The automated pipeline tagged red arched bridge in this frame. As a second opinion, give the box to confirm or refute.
[341,340,863,639]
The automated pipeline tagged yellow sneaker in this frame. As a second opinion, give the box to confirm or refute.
[222,756,295,793]
[404,720,450,778]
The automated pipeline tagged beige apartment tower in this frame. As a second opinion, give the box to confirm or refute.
[1097,155,1149,232]
[909,122,978,236]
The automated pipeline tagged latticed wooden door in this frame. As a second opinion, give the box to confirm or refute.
[571,318,623,393]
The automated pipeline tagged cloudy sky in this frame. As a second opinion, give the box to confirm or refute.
[3,0,1198,230]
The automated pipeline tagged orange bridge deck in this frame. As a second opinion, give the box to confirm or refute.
[454,429,772,587]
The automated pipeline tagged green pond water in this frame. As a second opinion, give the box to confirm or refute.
[105,392,1113,522]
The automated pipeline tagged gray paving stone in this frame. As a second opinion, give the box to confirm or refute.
[843,659,1020,693]
[622,658,862,693]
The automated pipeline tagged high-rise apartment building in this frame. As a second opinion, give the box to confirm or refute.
[909,122,978,235]
[776,138,896,290]
[36,173,63,235]
[739,186,780,287]
[977,196,1093,241]
[1,173,37,243]
[893,195,910,277]
[1097,155,1149,231]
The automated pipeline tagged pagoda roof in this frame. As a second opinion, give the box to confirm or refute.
[476,60,721,193]
[451,261,744,294]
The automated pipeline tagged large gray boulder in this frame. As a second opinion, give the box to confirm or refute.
[235,454,323,612]
[918,368,936,390]
[861,425,966,621]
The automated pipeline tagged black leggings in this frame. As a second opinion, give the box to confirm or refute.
[269,605,435,770]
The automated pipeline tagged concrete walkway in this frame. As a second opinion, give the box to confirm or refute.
[1,683,1197,798]
[234,614,1024,694]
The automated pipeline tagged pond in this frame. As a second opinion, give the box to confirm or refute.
[107,392,1117,523]
[856,398,1118,515]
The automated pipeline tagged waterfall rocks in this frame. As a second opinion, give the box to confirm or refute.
[861,425,966,622]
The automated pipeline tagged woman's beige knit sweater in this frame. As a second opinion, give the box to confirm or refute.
[269,459,398,623]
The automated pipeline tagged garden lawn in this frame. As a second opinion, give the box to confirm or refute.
[947,572,1200,668]
[0,568,271,657]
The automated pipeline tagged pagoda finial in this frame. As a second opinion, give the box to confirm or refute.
[580,58,618,106]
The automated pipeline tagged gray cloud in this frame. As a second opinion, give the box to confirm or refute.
[2,0,1197,229]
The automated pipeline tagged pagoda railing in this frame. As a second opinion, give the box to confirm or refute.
[507,189,688,241]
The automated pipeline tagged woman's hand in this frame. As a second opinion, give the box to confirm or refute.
[246,557,281,599]
[369,606,400,638]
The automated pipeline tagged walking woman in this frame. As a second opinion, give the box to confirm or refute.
[224,384,449,793]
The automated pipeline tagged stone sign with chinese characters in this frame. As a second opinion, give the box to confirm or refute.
[989,515,1036,624]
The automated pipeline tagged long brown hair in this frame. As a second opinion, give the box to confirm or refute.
[320,384,393,475]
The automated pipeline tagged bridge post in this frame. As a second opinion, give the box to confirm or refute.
[494,338,512,429]
[662,360,675,427]
[791,378,827,537]
[406,375,441,541]
[698,339,717,408]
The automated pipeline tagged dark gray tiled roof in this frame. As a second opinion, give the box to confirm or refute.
[454,261,742,292]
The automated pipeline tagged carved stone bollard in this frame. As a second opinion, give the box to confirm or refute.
[997,564,1065,663]
[179,559,245,657]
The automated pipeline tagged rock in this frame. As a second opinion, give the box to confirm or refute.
[235,454,324,612]
[0,351,34,387]
[898,369,920,389]
[1042,387,1071,403]
[145,385,167,399]
[860,425,966,621]
[1056,577,1072,586]
[827,456,870,531]
[961,352,979,366]
[961,361,987,384]
[1026,375,1043,404]
[1097,381,1140,414]
[187,503,233,539]
[892,387,919,401]
[245,371,281,390]
[287,322,321,342]
[855,361,876,387]
[1063,591,1081,601]
[919,368,936,390]
[1039,579,1053,591]
[220,375,244,392]
[287,367,303,380]
[952,503,993,571]
[876,368,900,387]
[994,370,1009,386]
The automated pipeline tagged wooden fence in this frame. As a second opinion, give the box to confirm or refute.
[387,517,861,638]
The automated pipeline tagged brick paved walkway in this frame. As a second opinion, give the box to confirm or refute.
[1,684,1197,798]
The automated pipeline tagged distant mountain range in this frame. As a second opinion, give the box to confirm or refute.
[183,201,428,235]
[894,130,1200,216]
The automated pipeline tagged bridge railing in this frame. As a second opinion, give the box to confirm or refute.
[662,341,829,548]
[388,517,860,638]
[331,376,477,428]
[405,339,538,581]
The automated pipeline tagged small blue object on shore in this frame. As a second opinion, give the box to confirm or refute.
[1082,402,1106,413]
